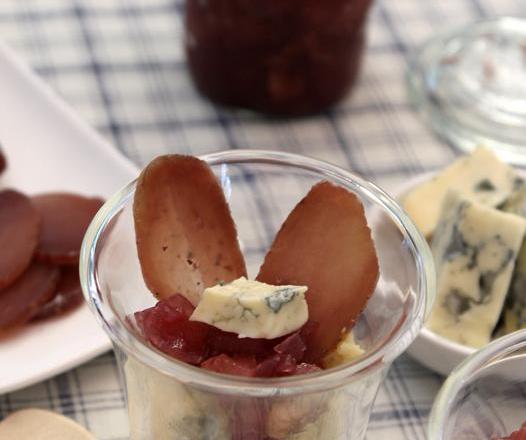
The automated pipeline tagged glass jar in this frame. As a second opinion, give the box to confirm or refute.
[184,1,374,115]
[81,150,434,439]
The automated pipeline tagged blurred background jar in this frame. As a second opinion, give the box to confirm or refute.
[184,0,374,116]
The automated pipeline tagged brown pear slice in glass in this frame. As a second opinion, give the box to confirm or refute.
[257,181,379,363]
[133,155,246,305]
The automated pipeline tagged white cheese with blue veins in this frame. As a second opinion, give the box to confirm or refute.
[500,184,526,333]
[403,147,519,237]
[428,190,526,348]
[190,277,308,339]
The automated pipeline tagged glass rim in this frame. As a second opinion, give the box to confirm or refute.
[428,328,526,439]
[80,149,435,395]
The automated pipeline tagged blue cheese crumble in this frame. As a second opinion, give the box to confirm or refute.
[189,277,308,339]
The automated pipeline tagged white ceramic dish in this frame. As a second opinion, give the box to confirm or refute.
[407,326,474,376]
[395,172,476,376]
[0,41,139,394]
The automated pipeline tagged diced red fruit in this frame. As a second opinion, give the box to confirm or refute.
[208,327,274,358]
[135,295,323,377]
[201,354,257,377]
[253,331,309,377]
[495,423,526,440]
[160,293,195,319]
[255,355,320,377]
[276,354,298,375]
[299,320,319,339]
[152,320,210,365]
[294,363,322,375]
[254,354,281,377]
[136,293,194,326]
[274,331,306,360]
[135,294,209,365]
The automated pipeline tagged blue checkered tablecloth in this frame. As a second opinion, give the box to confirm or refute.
[0,1,525,439]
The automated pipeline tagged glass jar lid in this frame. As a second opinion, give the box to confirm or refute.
[407,17,526,166]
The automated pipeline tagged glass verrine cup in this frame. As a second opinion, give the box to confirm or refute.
[428,329,526,440]
[80,150,435,439]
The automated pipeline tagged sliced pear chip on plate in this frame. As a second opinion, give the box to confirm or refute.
[0,189,40,289]
[33,266,83,320]
[32,193,104,265]
[0,148,6,175]
[0,262,60,331]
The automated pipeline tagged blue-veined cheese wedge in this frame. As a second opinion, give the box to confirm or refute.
[500,185,526,333]
[190,277,308,339]
[403,147,518,237]
[428,190,526,348]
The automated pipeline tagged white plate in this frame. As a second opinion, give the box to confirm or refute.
[393,172,476,376]
[0,41,139,394]
[407,327,474,376]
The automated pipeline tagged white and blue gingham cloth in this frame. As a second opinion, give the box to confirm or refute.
[0,1,525,439]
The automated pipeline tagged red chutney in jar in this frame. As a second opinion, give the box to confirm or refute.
[185,0,374,115]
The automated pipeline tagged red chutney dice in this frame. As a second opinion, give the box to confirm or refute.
[135,294,210,365]
[274,331,307,360]
[202,354,258,377]
[207,327,275,358]
[495,422,526,440]
[135,294,321,377]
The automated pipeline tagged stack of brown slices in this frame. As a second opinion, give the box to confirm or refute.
[0,150,103,333]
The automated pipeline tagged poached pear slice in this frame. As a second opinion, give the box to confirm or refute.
[257,181,379,363]
[133,155,246,305]
[0,190,40,289]
[33,267,84,320]
[0,262,60,331]
[33,193,104,265]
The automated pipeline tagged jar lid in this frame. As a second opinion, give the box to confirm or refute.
[407,17,526,166]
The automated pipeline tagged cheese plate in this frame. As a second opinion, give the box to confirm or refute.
[399,169,526,376]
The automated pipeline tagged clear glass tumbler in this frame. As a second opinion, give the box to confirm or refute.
[428,329,526,440]
[80,150,435,439]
